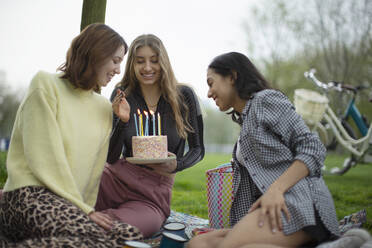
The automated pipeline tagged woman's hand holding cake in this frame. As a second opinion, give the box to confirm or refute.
[145,152,177,178]
[112,89,130,123]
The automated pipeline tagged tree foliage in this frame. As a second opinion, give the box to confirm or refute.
[246,0,372,86]
[244,0,372,121]
[0,78,21,138]
[296,0,372,85]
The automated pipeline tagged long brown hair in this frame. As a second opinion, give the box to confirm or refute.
[119,34,192,139]
[58,23,127,93]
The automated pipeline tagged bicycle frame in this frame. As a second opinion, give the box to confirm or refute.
[344,98,369,136]
[323,104,372,158]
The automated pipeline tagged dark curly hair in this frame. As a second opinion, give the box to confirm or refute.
[208,52,272,124]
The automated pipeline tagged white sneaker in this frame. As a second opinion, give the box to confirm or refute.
[316,228,371,248]
[361,240,372,248]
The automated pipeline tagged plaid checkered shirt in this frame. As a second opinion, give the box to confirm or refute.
[230,89,340,237]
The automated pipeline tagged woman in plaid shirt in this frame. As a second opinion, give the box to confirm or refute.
[188,52,339,248]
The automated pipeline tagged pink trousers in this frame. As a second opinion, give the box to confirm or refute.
[95,159,174,238]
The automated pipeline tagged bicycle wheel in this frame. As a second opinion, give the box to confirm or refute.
[324,119,357,150]
[328,121,358,175]
[330,155,357,175]
[321,120,337,150]
[341,119,357,139]
[314,122,330,148]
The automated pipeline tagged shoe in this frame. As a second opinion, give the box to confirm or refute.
[316,228,371,248]
[361,240,372,248]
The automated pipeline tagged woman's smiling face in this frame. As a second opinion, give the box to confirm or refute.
[207,68,237,112]
[96,45,125,87]
[134,45,161,86]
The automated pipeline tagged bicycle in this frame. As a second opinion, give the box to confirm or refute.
[294,69,372,175]
[308,71,370,150]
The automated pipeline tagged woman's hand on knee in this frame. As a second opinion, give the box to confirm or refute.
[89,211,114,230]
[248,189,290,233]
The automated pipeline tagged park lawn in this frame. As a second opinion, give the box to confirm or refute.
[1,151,371,233]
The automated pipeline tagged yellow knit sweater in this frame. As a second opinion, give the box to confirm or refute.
[4,71,112,214]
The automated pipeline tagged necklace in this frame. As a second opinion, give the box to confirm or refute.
[147,102,158,108]
[145,95,160,108]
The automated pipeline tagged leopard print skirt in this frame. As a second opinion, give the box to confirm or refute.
[0,186,143,247]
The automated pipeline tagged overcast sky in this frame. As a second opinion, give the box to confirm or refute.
[0,0,258,105]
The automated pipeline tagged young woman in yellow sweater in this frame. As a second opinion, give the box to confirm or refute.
[0,23,143,247]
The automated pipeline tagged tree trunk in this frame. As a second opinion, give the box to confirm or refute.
[80,0,107,31]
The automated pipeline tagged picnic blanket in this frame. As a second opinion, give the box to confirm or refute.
[338,209,367,235]
[142,210,209,247]
[142,209,367,247]
[0,209,367,247]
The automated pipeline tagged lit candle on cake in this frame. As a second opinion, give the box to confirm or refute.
[138,109,143,136]
[133,112,139,136]
[158,112,161,135]
[150,110,155,136]
[144,111,149,136]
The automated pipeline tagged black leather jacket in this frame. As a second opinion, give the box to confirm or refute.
[107,84,205,172]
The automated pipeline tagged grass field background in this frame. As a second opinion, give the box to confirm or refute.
[1,151,371,233]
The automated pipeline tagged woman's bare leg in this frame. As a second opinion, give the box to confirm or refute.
[238,244,286,248]
[187,229,231,248]
[215,209,312,248]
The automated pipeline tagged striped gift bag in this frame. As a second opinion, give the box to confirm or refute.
[206,163,234,229]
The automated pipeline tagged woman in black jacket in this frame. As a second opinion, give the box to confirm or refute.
[95,34,204,238]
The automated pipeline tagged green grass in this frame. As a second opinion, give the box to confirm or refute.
[1,151,371,233]
[323,153,372,233]
[172,153,231,218]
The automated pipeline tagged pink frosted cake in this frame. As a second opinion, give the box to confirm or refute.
[132,135,168,159]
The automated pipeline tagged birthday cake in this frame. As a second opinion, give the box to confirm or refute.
[132,135,168,159]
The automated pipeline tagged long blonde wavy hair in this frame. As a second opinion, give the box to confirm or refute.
[118,34,192,139]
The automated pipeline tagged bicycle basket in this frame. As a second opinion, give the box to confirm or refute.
[294,89,329,125]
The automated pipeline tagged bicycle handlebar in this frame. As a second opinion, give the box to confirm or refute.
[304,69,357,94]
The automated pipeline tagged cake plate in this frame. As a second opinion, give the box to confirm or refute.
[126,155,176,165]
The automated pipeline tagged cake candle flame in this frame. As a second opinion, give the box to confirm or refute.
[137,109,143,136]
[150,110,155,136]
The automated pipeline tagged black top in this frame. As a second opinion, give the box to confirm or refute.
[107,84,205,172]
